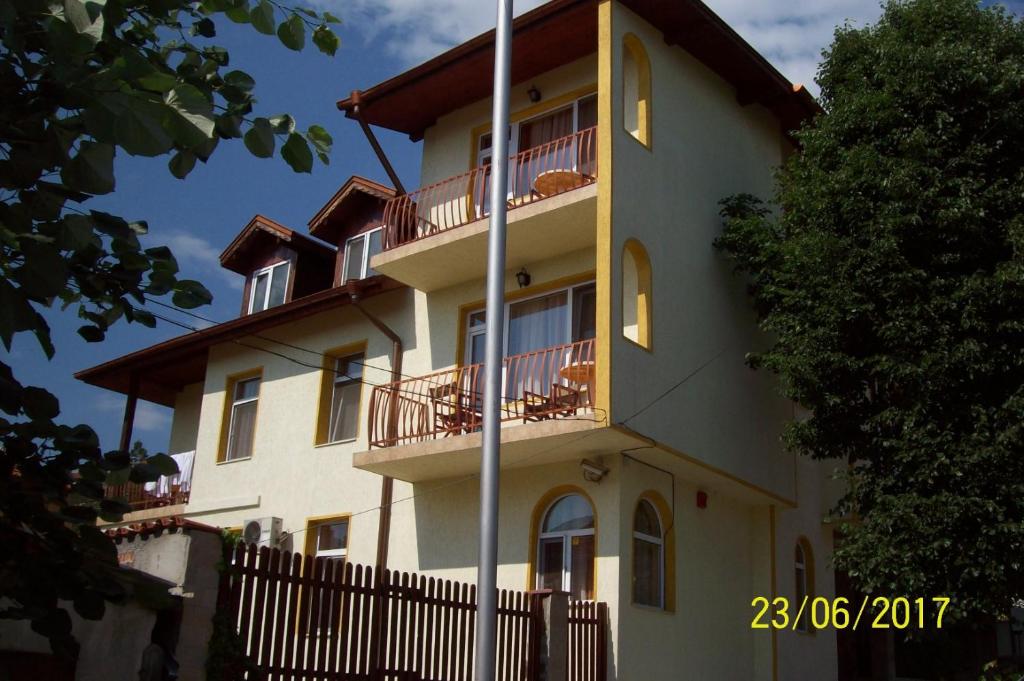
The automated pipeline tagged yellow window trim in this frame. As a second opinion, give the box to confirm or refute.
[302,513,353,559]
[622,33,652,149]
[795,535,817,636]
[525,485,598,595]
[630,490,676,612]
[217,367,263,463]
[314,341,369,446]
[455,271,596,366]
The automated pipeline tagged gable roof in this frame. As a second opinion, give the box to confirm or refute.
[308,175,396,243]
[336,0,820,140]
[220,214,336,275]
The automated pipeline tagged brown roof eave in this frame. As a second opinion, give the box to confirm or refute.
[75,277,403,406]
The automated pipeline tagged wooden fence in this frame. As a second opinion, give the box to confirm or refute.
[219,544,607,681]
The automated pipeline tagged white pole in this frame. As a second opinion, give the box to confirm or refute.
[474,0,513,680]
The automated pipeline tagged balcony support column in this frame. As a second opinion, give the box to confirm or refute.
[118,372,139,453]
[349,284,402,570]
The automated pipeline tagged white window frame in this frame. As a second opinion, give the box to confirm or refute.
[632,499,665,609]
[225,376,260,461]
[248,261,290,314]
[343,227,383,282]
[536,494,596,599]
[327,353,364,444]
[311,518,349,560]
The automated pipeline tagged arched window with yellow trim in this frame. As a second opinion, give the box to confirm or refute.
[795,537,815,632]
[622,239,653,349]
[622,34,651,147]
[536,493,595,600]
[632,499,663,607]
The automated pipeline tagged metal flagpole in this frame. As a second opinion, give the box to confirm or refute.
[474,0,513,680]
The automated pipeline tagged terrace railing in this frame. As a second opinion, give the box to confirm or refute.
[103,450,195,510]
[368,340,595,449]
[382,126,597,250]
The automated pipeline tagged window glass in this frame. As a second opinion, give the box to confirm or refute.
[268,266,287,307]
[542,494,594,532]
[366,230,383,277]
[538,537,564,591]
[632,499,663,607]
[345,236,365,282]
[507,290,568,356]
[570,535,595,601]
[251,272,269,312]
[795,543,809,631]
[328,354,363,442]
[226,377,259,461]
[571,283,597,342]
[316,520,348,553]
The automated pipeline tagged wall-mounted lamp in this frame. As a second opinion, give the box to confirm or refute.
[527,85,542,103]
[515,267,531,288]
[581,459,609,483]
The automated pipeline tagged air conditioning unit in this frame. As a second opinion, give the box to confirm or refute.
[242,516,282,547]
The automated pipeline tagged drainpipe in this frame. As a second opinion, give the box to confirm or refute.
[346,91,407,196]
[347,283,401,570]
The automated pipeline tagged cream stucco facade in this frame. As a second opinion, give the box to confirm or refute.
[89,1,840,678]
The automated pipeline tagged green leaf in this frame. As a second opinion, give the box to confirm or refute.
[145,453,180,476]
[251,0,275,35]
[131,308,157,328]
[137,71,178,93]
[277,14,305,51]
[60,141,115,195]
[313,25,339,56]
[281,133,313,173]
[215,114,243,139]
[116,100,174,157]
[306,124,332,153]
[192,17,216,38]
[163,85,215,148]
[223,70,255,92]
[15,239,68,299]
[225,3,250,23]
[172,279,213,309]
[323,11,341,24]
[168,151,197,179]
[268,114,295,134]
[22,387,60,420]
[243,118,275,158]
[59,215,100,250]
[62,0,104,43]
[77,325,104,342]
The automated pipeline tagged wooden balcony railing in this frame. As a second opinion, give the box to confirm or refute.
[381,126,598,250]
[104,451,195,510]
[368,340,596,449]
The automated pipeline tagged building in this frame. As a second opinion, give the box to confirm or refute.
[77,1,839,678]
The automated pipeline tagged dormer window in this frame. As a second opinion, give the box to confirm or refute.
[343,227,383,282]
[249,261,289,313]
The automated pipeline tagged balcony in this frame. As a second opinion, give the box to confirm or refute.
[103,451,194,516]
[353,340,638,482]
[371,127,598,291]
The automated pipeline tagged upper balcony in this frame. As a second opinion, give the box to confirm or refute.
[370,126,598,291]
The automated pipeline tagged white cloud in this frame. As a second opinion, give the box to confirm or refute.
[330,0,887,95]
[96,395,172,434]
[160,231,243,291]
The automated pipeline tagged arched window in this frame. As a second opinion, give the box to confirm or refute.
[622,34,651,147]
[794,538,814,632]
[622,239,652,349]
[537,494,595,600]
[632,499,663,607]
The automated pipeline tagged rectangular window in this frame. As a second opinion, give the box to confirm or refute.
[328,354,363,443]
[308,517,349,561]
[224,374,260,461]
[249,261,289,313]
[343,228,383,282]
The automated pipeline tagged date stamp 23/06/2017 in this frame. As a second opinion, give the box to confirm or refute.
[751,596,951,631]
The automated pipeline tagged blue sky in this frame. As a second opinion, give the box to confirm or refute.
[7,0,1022,454]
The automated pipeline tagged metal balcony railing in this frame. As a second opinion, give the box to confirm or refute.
[368,339,596,448]
[381,126,598,250]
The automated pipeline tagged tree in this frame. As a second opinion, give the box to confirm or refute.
[0,0,340,656]
[715,0,1024,621]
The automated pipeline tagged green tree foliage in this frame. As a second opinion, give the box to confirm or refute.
[0,0,339,656]
[716,0,1024,619]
